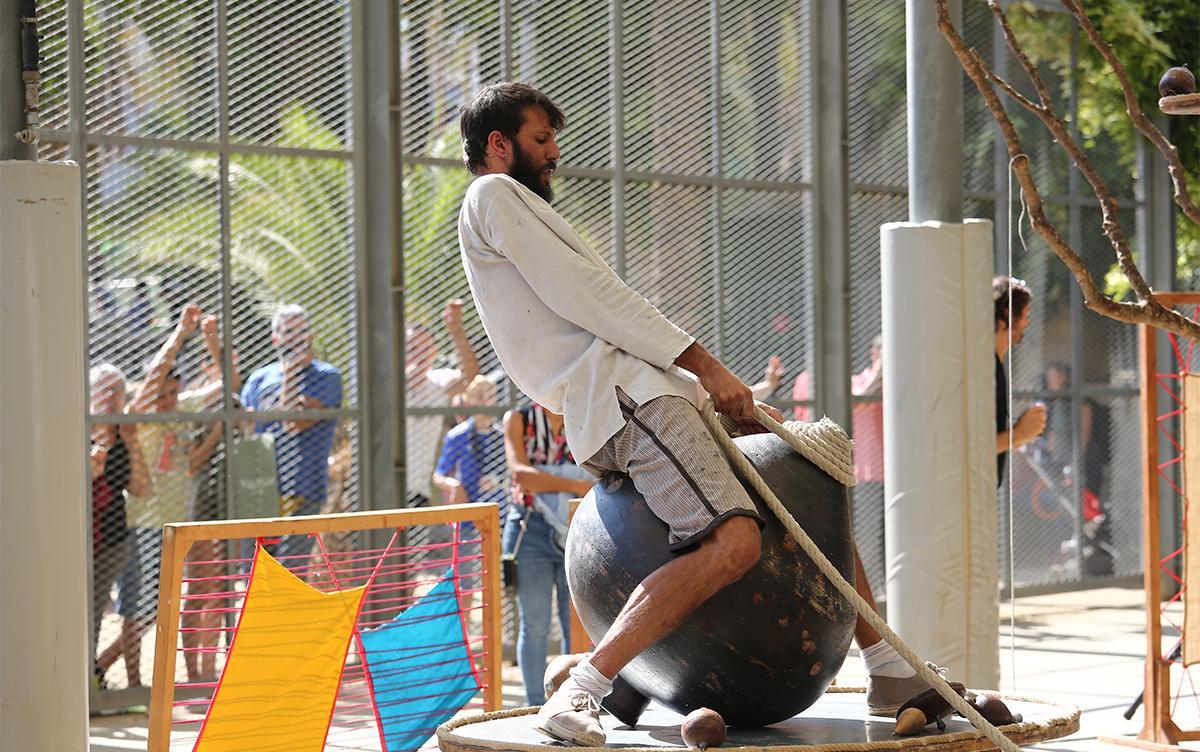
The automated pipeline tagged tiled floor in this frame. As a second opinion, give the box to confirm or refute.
[89,586,1200,750]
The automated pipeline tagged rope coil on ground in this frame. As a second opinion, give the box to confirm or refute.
[700,400,1023,752]
[436,689,1078,751]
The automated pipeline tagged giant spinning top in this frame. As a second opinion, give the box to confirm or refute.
[566,430,857,728]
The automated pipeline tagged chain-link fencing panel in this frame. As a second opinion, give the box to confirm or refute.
[845,0,909,599]
[962,0,997,194]
[622,1,713,177]
[228,0,352,147]
[1080,206,1141,388]
[721,188,814,405]
[84,1,219,141]
[38,0,365,708]
[847,191,906,598]
[624,181,718,347]
[512,0,612,171]
[847,0,906,189]
[719,0,811,184]
[38,0,69,133]
[400,1,502,158]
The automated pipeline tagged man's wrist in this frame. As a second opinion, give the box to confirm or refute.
[675,341,715,378]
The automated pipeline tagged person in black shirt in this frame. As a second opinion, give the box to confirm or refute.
[89,363,148,688]
[993,277,1046,485]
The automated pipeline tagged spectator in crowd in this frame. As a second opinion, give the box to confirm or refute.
[307,422,358,584]
[750,355,784,401]
[502,402,594,706]
[406,299,482,507]
[241,304,342,562]
[851,336,884,484]
[97,303,221,688]
[89,363,147,689]
[432,375,508,508]
[791,369,813,422]
[994,276,1047,484]
[181,314,240,681]
[1039,361,1114,576]
[432,375,507,579]
[850,336,885,590]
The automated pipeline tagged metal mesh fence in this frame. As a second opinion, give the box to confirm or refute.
[40,0,362,710]
[845,0,1146,595]
[845,189,907,598]
[38,0,1165,714]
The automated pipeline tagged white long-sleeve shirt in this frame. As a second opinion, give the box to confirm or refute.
[457,173,698,463]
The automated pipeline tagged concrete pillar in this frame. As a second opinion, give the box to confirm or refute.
[1,160,88,751]
[881,219,998,689]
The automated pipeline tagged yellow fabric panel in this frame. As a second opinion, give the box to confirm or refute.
[195,547,366,752]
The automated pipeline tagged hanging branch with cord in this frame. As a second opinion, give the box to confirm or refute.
[933,0,1200,342]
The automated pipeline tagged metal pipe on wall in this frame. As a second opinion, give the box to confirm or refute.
[2,0,34,159]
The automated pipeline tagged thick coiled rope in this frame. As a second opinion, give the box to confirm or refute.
[700,400,1022,752]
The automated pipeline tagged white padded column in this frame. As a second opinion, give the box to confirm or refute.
[1,160,88,751]
[881,219,998,689]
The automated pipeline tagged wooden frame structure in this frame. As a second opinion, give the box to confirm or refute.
[1105,292,1200,750]
[146,503,504,752]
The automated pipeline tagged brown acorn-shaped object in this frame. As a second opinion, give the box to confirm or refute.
[681,707,727,750]
[1160,66,1197,97]
[542,653,588,701]
[972,693,1023,726]
[893,682,967,736]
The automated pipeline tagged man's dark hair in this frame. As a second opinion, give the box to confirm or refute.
[993,276,1032,329]
[459,82,565,175]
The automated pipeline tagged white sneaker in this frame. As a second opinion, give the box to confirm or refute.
[532,675,606,746]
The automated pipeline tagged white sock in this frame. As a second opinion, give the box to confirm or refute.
[861,640,916,679]
[568,658,614,700]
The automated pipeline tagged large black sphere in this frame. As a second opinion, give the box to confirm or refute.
[566,431,857,728]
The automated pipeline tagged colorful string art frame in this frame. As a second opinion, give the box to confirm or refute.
[1107,293,1200,751]
[147,503,503,752]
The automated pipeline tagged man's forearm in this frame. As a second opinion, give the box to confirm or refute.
[130,327,187,411]
[673,341,718,380]
[447,322,481,382]
[996,429,1032,454]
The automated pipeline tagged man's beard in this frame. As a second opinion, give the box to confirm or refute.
[509,140,556,202]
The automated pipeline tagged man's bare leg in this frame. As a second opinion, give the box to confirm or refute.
[852,546,883,649]
[589,515,762,677]
[848,544,932,716]
[535,515,761,745]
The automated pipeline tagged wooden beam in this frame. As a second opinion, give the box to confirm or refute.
[147,527,187,752]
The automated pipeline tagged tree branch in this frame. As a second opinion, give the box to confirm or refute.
[1058,0,1200,228]
[986,0,1155,303]
[980,55,1045,117]
[933,0,1200,342]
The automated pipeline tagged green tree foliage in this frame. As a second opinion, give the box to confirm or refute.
[125,104,356,376]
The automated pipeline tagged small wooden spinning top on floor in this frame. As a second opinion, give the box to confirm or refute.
[681,707,727,749]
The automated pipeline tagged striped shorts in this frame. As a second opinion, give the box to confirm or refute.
[581,388,764,551]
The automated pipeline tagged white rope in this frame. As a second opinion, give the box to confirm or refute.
[1004,153,1032,694]
[701,400,1023,752]
[773,417,858,487]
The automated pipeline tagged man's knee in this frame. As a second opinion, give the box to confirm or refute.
[707,515,761,579]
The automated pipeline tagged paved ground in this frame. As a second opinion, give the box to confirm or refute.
[89,585,1200,750]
